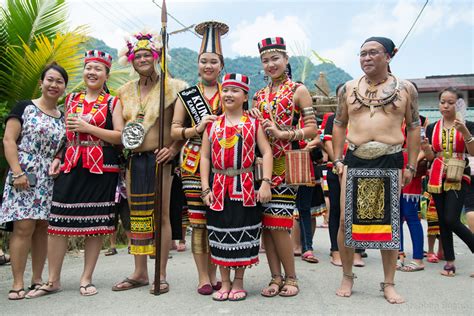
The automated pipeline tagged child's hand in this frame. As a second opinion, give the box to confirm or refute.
[202,191,214,206]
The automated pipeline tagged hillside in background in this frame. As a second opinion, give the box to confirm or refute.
[169,48,353,97]
[84,38,352,96]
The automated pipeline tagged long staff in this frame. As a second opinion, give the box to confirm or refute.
[153,0,167,296]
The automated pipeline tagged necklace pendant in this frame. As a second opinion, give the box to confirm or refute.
[365,86,378,98]
[370,105,375,117]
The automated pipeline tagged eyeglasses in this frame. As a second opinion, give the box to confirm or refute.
[358,50,385,58]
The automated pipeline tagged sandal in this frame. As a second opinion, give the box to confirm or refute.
[8,288,26,300]
[149,280,170,295]
[0,253,11,265]
[440,263,456,277]
[26,282,61,299]
[229,289,248,301]
[261,275,284,297]
[112,277,149,291]
[426,252,439,263]
[212,289,231,301]
[80,283,98,296]
[396,259,404,271]
[302,251,319,263]
[279,276,299,297]
[104,248,117,256]
[177,243,186,252]
[401,261,425,272]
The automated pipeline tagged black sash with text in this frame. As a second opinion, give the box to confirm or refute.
[178,85,212,126]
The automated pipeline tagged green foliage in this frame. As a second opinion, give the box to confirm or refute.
[83,37,118,61]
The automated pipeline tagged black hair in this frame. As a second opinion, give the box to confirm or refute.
[41,62,68,86]
[408,80,419,92]
[438,87,462,100]
[243,91,249,110]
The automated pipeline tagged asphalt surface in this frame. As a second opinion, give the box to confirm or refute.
[1,218,473,315]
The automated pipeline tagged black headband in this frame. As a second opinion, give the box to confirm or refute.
[362,37,396,57]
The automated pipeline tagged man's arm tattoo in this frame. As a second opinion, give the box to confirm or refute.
[408,82,420,128]
[335,84,348,126]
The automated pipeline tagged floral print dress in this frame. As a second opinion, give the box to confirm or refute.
[0,100,66,223]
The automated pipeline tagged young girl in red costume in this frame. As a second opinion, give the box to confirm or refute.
[200,73,273,301]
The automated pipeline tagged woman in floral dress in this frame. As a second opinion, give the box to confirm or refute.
[0,63,68,300]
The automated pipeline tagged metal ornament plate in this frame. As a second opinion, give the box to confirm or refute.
[122,121,145,149]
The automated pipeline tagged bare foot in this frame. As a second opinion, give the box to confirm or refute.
[336,273,356,297]
[380,283,405,304]
[353,253,365,267]
[331,251,342,266]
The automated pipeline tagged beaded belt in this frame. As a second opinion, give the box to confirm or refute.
[348,141,402,160]
[67,140,107,147]
[212,167,253,176]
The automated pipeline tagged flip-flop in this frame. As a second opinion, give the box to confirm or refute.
[80,283,98,296]
[26,286,61,299]
[401,261,425,272]
[177,243,186,252]
[8,289,26,300]
[330,260,342,267]
[112,278,149,291]
[302,252,319,263]
[228,289,248,301]
[440,264,456,277]
[104,248,117,256]
[212,289,230,301]
[149,280,169,295]
[0,254,11,265]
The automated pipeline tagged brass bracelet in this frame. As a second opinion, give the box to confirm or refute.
[200,188,211,199]
[465,135,474,144]
[181,127,187,140]
[286,130,291,141]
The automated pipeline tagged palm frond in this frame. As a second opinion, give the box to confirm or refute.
[0,27,88,104]
[2,0,68,48]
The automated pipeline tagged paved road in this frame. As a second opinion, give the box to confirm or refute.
[1,219,472,315]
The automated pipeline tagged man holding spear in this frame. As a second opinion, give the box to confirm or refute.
[112,7,187,293]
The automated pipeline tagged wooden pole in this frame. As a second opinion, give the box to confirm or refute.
[153,0,167,296]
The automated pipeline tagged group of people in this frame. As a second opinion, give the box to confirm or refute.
[0,20,473,305]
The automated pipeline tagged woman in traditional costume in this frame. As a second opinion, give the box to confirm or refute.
[422,87,474,277]
[28,50,124,298]
[1,63,68,300]
[200,73,272,301]
[250,37,317,297]
[171,21,228,295]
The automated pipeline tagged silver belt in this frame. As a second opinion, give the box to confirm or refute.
[348,141,402,160]
[212,167,253,176]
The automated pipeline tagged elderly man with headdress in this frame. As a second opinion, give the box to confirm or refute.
[171,21,227,295]
[332,36,420,304]
[111,31,187,294]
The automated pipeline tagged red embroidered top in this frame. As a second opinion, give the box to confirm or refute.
[254,78,301,186]
[62,92,119,174]
[207,113,259,211]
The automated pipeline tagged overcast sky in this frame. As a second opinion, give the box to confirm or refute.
[63,0,473,79]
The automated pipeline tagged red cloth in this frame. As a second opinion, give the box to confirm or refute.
[208,113,258,211]
[62,93,118,174]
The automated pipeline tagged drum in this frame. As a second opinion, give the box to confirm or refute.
[285,150,313,185]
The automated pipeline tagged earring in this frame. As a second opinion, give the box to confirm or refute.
[264,75,268,83]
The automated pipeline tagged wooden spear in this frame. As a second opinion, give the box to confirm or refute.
[153,0,167,296]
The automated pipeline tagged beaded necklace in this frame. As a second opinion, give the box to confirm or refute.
[75,90,105,122]
[216,114,247,149]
